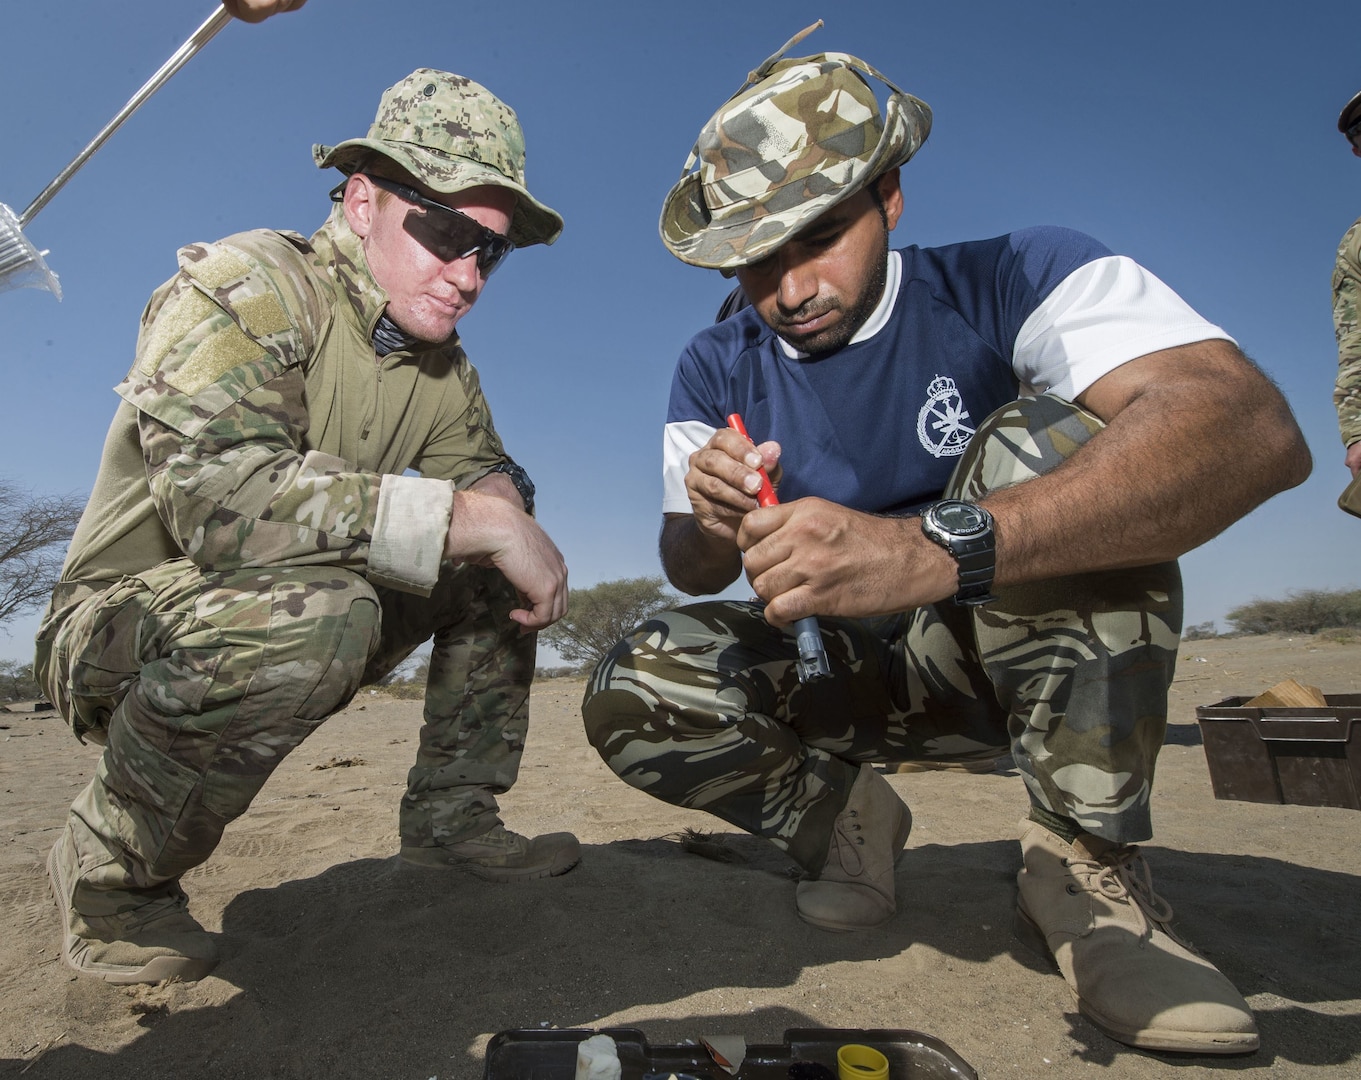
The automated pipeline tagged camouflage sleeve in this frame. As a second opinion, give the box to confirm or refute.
[1333,217,1361,447]
[118,234,451,595]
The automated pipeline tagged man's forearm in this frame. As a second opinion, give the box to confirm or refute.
[659,514,744,595]
[988,342,1310,586]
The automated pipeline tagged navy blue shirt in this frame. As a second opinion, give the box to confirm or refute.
[664,227,1115,515]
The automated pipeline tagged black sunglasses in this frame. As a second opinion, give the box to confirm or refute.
[339,174,515,276]
[1348,116,1361,142]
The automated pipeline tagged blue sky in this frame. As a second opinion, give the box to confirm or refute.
[1,0,1357,664]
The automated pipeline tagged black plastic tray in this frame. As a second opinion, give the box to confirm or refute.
[483,1027,977,1080]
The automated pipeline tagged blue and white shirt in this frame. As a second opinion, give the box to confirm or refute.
[662,226,1231,516]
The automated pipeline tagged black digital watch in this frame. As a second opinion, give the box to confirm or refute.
[919,499,996,606]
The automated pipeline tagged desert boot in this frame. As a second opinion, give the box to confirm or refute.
[400,821,580,881]
[795,763,912,932]
[1015,818,1258,1054]
[47,830,218,985]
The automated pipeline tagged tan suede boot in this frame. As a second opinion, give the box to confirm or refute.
[1015,819,1258,1054]
[399,822,580,881]
[795,764,912,932]
[47,831,218,985]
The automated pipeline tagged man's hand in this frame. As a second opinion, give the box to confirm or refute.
[737,498,958,626]
[222,0,307,23]
[445,490,568,631]
[659,428,784,595]
[684,427,782,543]
[1346,441,1361,479]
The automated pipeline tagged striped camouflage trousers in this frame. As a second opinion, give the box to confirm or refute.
[35,560,532,913]
[582,396,1181,872]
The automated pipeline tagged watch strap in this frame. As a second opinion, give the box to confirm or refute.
[485,462,535,516]
[950,536,996,605]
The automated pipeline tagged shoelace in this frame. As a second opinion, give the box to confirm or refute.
[829,808,867,876]
[448,825,524,854]
[1068,844,1190,948]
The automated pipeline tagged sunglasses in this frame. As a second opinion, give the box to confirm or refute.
[343,174,515,276]
[1348,116,1361,143]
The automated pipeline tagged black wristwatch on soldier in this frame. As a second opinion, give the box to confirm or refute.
[919,499,997,606]
[485,462,536,516]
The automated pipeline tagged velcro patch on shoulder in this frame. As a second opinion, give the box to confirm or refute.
[163,321,266,397]
[233,292,293,337]
[139,289,218,376]
[187,247,252,291]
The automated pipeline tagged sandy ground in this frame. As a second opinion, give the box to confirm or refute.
[1,633,1359,1080]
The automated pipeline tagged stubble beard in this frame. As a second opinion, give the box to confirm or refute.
[773,226,890,359]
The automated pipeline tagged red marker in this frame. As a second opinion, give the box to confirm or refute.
[727,413,831,683]
[726,414,778,507]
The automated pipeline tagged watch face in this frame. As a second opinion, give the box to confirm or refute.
[932,500,988,535]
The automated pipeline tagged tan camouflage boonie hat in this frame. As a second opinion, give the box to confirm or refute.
[314,68,563,248]
[660,24,931,271]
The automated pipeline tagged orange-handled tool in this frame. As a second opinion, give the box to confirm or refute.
[727,414,831,683]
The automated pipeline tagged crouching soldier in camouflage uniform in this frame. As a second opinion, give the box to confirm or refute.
[581,31,1310,1055]
[1334,89,1361,490]
[37,69,580,986]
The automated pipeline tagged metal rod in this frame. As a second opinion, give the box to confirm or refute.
[19,5,231,227]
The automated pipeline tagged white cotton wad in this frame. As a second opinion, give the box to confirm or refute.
[574,1034,621,1080]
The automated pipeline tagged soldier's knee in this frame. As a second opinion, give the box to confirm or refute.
[582,652,629,747]
[292,579,382,719]
[190,567,385,725]
[580,626,662,754]
[949,395,1105,498]
[582,691,639,757]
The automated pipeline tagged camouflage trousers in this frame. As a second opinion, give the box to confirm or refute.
[582,396,1182,872]
[34,559,533,912]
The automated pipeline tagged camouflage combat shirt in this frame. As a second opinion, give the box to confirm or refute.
[57,206,511,598]
[1334,216,1361,447]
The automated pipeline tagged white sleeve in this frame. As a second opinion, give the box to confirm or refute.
[1014,255,1235,400]
[662,419,718,515]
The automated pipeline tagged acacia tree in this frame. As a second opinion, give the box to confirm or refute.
[1226,588,1361,635]
[540,575,677,671]
[0,658,41,701]
[0,480,84,630]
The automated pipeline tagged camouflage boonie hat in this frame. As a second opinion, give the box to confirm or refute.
[314,68,563,248]
[1340,88,1361,134]
[659,26,931,271]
